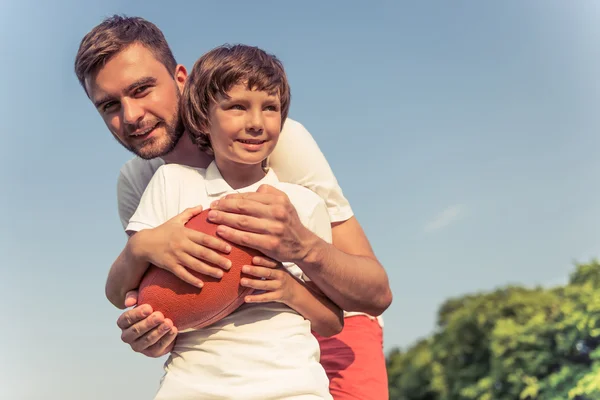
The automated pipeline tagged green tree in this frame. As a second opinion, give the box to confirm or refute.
[387,260,600,400]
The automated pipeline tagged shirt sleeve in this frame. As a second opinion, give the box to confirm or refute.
[125,166,170,234]
[290,195,333,283]
[116,170,141,231]
[268,119,353,223]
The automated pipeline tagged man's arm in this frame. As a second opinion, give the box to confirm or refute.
[309,217,392,315]
[208,185,392,316]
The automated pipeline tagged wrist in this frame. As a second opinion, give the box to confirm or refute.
[297,233,328,272]
[129,229,152,263]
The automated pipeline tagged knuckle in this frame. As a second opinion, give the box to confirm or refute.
[275,194,288,205]
[236,200,249,213]
[267,237,280,251]
[238,216,250,229]
[131,325,141,337]
[272,205,287,221]
[271,222,285,236]
[240,233,252,246]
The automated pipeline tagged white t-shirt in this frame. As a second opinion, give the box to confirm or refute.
[117,118,353,230]
[127,162,333,400]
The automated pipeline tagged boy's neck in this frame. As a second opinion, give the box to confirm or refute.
[215,158,266,190]
[162,132,212,169]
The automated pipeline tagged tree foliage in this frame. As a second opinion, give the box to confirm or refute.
[387,260,600,399]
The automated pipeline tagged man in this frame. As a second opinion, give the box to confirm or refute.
[76,15,392,399]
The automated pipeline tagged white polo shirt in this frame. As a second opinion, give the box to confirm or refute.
[127,162,333,400]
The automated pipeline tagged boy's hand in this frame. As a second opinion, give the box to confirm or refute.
[135,206,233,288]
[240,257,297,305]
[117,291,178,358]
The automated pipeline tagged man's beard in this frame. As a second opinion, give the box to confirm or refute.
[127,112,184,160]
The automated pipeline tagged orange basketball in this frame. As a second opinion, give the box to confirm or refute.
[137,209,261,331]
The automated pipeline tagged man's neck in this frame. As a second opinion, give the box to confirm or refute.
[162,132,212,168]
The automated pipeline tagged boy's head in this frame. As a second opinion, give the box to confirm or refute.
[75,15,186,159]
[181,44,290,169]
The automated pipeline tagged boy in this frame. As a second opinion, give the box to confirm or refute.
[125,44,342,399]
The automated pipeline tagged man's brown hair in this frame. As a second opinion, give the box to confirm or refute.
[181,44,291,154]
[74,15,177,93]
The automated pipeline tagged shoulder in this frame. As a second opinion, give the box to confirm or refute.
[152,163,208,186]
[119,156,164,182]
[274,182,325,214]
[280,118,308,135]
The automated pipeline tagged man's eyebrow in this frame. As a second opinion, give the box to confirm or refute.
[124,76,157,93]
[93,77,158,108]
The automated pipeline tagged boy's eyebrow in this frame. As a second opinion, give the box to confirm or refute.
[93,77,157,108]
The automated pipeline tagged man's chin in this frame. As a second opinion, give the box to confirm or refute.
[132,138,172,160]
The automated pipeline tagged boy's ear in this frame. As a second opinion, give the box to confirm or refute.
[174,64,187,93]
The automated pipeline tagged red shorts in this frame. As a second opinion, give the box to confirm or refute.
[313,316,388,400]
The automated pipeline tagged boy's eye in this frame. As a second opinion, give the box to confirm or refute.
[264,105,278,112]
[230,104,245,110]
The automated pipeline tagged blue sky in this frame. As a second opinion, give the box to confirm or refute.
[2,1,600,399]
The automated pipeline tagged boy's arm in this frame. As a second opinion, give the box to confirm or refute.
[106,167,232,308]
[242,264,343,337]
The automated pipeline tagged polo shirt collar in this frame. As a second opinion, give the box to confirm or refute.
[204,161,279,196]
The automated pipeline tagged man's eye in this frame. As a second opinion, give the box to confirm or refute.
[134,85,150,95]
[103,102,118,112]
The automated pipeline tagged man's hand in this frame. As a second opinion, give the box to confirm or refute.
[117,291,177,358]
[136,205,233,288]
[207,185,317,264]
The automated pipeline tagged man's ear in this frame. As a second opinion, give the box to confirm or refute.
[174,64,187,93]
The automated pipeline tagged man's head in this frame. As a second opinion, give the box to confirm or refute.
[180,44,290,169]
[75,15,185,159]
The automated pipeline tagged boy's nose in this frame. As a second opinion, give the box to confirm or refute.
[246,110,264,132]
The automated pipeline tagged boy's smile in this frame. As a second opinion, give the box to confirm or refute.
[207,83,282,187]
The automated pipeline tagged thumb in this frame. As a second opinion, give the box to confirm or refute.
[174,205,204,224]
[124,290,139,308]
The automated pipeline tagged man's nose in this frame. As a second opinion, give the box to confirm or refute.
[121,98,144,126]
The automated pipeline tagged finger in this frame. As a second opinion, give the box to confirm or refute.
[245,291,282,303]
[116,304,153,330]
[178,254,226,279]
[143,327,178,358]
[120,311,165,344]
[252,256,280,269]
[170,263,206,287]
[208,209,272,234]
[242,265,282,279]
[124,290,139,308]
[174,205,204,224]
[215,225,274,254]
[187,229,232,254]
[131,318,173,353]
[210,194,278,211]
[182,239,232,271]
